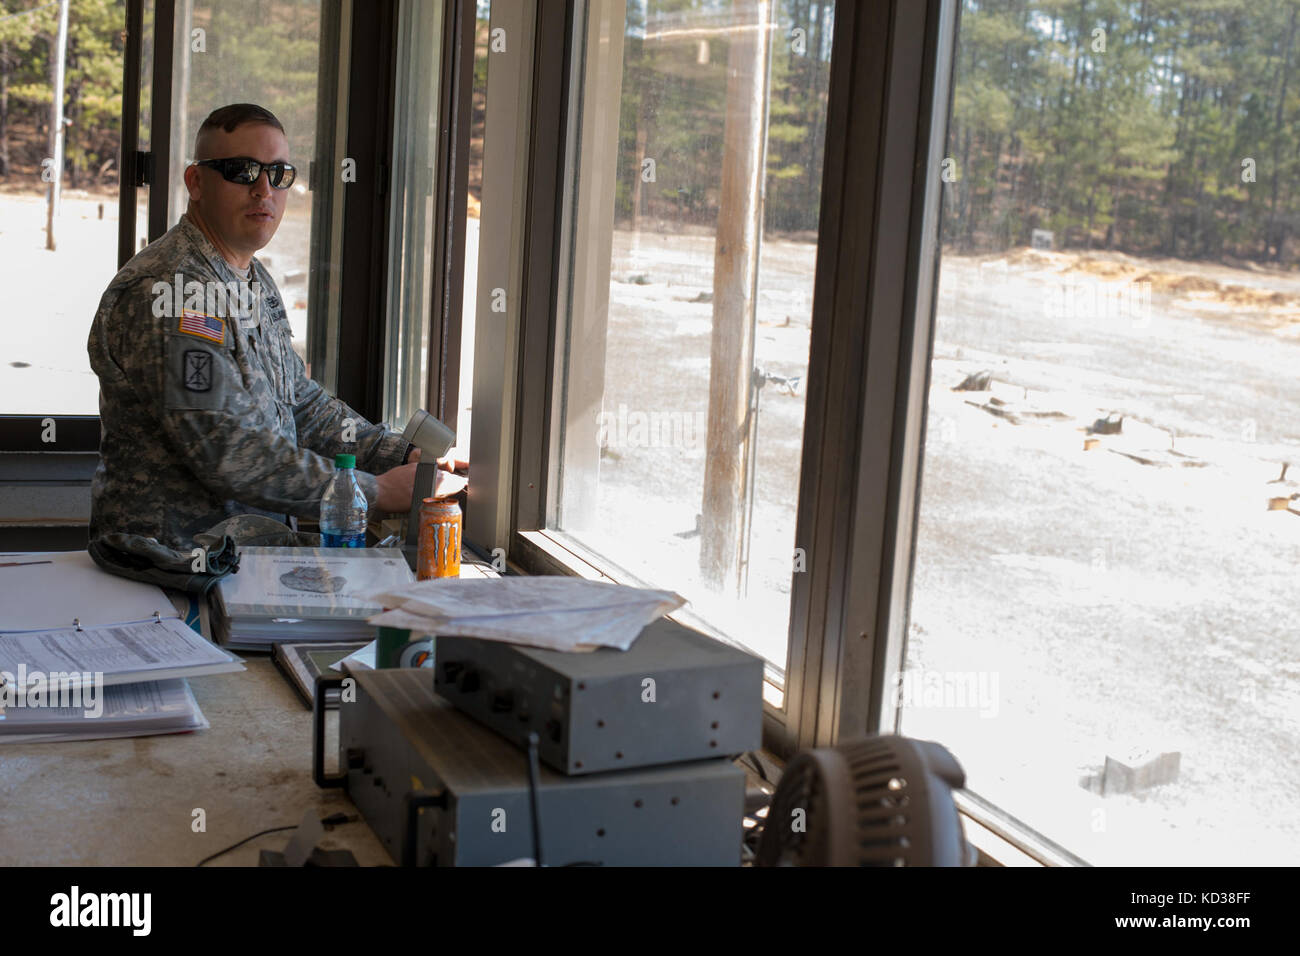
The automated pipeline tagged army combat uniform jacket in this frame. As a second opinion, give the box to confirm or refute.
[88,214,408,552]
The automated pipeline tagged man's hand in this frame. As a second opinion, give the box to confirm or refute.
[433,469,467,498]
[407,445,469,473]
[373,460,469,513]
[437,445,470,473]
[374,462,419,513]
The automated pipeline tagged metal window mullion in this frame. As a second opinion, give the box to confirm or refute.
[118,0,144,269]
[335,0,400,420]
[512,0,575,535]
[463,0,539,556]
[306,0,350,394]
[783,0,888,756]
[830,0,952,743]
[784,0,952,753]
[869,0,959,736]
[517,0,590,537]
[147,0,174,241]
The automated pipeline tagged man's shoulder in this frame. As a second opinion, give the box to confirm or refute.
[93,271,162,329]
[98,221,224,320]
[106,218,220,295]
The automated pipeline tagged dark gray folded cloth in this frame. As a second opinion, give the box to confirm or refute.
[88,515,322,596]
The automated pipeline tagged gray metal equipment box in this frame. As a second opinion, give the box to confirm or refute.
[434,617,764,775]
[324,668,746,866]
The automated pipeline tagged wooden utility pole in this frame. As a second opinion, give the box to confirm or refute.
[699,0,772,592]
[45,0,70,251]
[1,40,11,177]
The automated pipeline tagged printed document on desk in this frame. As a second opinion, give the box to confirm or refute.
[0,617,243,691]
[367,577,687,651]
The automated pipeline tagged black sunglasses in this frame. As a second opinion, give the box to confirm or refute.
[193,156,296,189]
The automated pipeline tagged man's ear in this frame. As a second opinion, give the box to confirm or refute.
[183,163,202,202]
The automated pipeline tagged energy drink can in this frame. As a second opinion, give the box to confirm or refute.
[417,496,462,579]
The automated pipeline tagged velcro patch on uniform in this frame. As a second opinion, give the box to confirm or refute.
[182,350,213,392]
[164,334,229,411]
[178,310,225,344]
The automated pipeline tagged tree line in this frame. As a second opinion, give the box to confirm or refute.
[10,0,1293,265]
[945,0,1300,264]
[0,0,319,190]
[1,0,122,186]
[3,0,836,239]
[613,0,835,236]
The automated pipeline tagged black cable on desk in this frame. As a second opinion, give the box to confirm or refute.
[195,813,354,867]
[195,825,297,867]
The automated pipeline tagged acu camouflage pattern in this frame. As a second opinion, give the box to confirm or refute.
[88,214,408,552]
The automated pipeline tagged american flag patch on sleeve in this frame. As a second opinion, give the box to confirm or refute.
[178,311,226,344]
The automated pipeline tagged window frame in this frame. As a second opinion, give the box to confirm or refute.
[461,0,957,763]
[0,0,152,454]
[461,0,542,552]
[0,0,401,451]
[485,0,1056,866]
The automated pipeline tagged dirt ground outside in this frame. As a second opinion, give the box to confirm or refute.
[900,249,1300,866]
[585,234,1300,865]
[1,187,314,417]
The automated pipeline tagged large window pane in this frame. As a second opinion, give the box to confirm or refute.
[1,0,129,416]
[901,0,1300,866]
[550,0,835,677]
[382,0,444,427]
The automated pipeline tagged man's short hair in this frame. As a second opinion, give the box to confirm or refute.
[194,103,285,157]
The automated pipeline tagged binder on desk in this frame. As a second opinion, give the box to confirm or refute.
[0,551,245,693]
[1,550,176,631]
[212,547,415,649]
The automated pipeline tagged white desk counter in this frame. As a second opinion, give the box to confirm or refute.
[0,658,391,866]
[0,548,500,867]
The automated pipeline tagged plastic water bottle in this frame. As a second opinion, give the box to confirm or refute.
[320,453,368,547]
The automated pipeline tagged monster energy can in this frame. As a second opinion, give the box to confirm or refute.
[417,496,462,580]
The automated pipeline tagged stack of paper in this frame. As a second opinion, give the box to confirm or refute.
[367,577,686,652]
[0,551,242,744]
[0,679,208,743]
[212,547,415,649]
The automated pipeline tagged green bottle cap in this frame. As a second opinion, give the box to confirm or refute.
[334,453,356,469]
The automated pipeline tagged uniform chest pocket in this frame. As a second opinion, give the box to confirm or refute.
[262,320,298,407]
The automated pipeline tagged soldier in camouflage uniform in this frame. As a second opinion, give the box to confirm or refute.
[88,103,450,557]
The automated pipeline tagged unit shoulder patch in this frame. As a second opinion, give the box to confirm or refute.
[182,350,213,392]
[164,334,230,411]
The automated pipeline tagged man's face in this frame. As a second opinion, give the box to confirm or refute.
[186,123,290,258]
